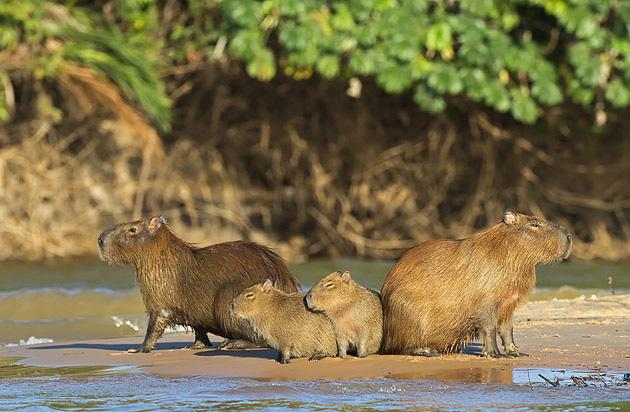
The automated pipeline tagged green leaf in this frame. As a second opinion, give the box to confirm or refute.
[605,78,630,108]
[350,48,386,75]
[483,81,511,112]
[511,89,538,124]
[246,48,276,81]
[532,79,563,105]
[414,84,447,113]
[426,22,452,53]
[427,65,463,95]
[316,55,340,79]
[376,64,413,93]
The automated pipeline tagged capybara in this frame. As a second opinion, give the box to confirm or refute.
[231,279,337,363]
[305,271,382,358]
[380,210,572,357]
[98,216,300,353]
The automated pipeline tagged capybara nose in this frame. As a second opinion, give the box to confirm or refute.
[97,234,105,248]
[229,301,235,312]
[304,293,313,308]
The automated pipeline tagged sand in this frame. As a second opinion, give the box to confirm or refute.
[2,294,628,381]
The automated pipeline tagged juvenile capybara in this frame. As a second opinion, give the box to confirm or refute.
[381,210,572,357]
[231,279,337,364]
[98,216,300,352]
[305,271,382,358]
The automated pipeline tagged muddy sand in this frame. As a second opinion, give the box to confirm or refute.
[2,295,628,381]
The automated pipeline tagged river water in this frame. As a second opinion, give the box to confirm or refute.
[0,258,628,410]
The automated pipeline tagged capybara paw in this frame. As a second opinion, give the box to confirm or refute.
[139,345,152,353]
[188,341,212,350]
[309,353,328,361]
[356,352,368,358]
[505,344,525,357]
[482,350,501,358]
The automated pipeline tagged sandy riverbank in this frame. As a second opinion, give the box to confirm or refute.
[2,295,628,381]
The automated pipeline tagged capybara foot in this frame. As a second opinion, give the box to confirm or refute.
[218,339,263,351]
[505,343,525,357]
[309,353,329,361]
[277,352,290,364]
[410,348,441,357]
[482,349,502,358]
[188,341,212,350]
[139,345,153,353]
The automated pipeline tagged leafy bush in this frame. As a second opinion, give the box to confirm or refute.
[219,0,630,124]
[1,0,629,128]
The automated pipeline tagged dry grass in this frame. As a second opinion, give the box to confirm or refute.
[0,71,628,262]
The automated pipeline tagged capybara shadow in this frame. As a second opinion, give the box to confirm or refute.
[195,348,277,361]
[381,209,572,358]
[29,341,192,351]
[97,216,301,353]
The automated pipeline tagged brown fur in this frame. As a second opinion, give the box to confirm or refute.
[231,280,337,363]
[380,210,572,357]
[305,271,382,358]
[98,216,300,352]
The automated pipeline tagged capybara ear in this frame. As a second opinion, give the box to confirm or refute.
[147,216,164,234]
[340,271,351,283]
[503,209,518,225]
[262,279,273,292]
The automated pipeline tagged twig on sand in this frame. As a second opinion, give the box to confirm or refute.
[539,373,559,387]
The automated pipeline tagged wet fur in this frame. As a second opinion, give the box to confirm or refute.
[306,271,382,358]
[98,217,300,351]
[232,282,337,363]
[380,211,571,356]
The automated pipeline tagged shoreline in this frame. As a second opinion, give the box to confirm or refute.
[2,294,628,381]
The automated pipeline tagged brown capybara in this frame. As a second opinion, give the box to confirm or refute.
[98,216,300,353]
[231,279,337,364]
[380,210,572,358]
[305,271,382,358]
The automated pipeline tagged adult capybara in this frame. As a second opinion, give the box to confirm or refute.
[231,279,337,364]
[305,271,382,358]
[381,210,572,357]
[98,216,300,353]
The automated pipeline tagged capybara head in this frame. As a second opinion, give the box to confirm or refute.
[98,216,168,265]
[231,279,274,320]
[305,271,353,312]
[500,209,572,264]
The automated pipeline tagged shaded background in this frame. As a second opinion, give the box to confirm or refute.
[0,0,629,263]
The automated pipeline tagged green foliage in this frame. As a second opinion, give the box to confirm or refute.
[212,0,630,124]
[0,0,170,131]
[1,0,629,128]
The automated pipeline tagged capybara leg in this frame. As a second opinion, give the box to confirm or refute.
[139,314,168,353]
[337,338,349,359]
[481,327,501,358]
[218,339,265,351]
[356,340,368,358]
[190,329,212,349]
[498,322,528,357]
[277,350,290,364]
[309,353,330,361]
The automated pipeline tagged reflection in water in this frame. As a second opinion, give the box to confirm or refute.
[0,363,628,411]
[390,366,514,384]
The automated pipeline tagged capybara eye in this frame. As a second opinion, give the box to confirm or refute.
[529,222,541,228]
[325,282,334,288]
[128,227,137,234]
[245,293,255,299]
